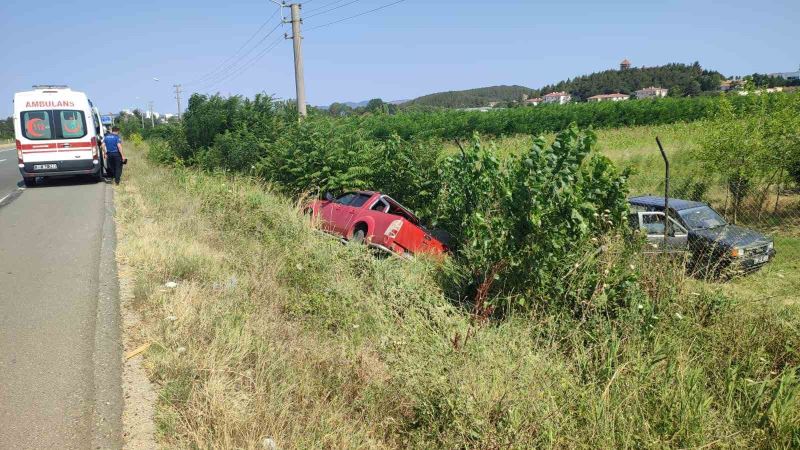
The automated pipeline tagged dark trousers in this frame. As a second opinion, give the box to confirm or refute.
[107,153,123,184]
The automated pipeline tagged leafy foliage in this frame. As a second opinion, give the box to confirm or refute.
[259,118,378,194]
[433,126,630,311]
[0,116,13,140]
[694,93,800,221]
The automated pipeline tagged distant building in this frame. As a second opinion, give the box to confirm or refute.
[720,80,737,92]
[769,66,800,81]
[525,97,544,106]
[587,93,630,102]
[543,91,572,104]
[620,59,631,70]
[635,86,669,99]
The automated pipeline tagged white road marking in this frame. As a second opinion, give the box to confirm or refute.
[0,159,7,163]
[0,147,15,153]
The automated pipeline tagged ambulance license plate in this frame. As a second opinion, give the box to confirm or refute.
[33,164,57,170]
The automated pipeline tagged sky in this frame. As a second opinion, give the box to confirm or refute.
[1,0,798,117]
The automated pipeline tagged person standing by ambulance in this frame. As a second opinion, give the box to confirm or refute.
[103,126,126,185]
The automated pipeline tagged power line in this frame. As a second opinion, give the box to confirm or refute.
[198,37,285,94]
[305,0,406,31]
[188,21,282,87]
[304,0,362,19]
[190,22,284,89]
[184,9,282,86]
[304,0,350,13]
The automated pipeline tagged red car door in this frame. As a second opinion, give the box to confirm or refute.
[321,193,373,236]
[337,193,374,236]
[321,193,356,234]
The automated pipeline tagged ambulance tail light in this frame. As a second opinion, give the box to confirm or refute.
[16,139,23,165]
[91,136,98,159]
[385,219,403,239]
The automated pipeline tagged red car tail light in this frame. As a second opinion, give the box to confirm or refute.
[385,219,403,238]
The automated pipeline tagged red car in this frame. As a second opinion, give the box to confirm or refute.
[308,191,449,257]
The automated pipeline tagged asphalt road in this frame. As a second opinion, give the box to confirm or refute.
[0,145,21,201]
[0,166,122,449]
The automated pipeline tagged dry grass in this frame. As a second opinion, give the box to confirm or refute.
[116,142,800,449]
[116,154,396,448]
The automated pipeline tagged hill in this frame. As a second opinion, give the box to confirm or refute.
[405,85,535,108]
[536,62,724,101]
[399,63,726,109]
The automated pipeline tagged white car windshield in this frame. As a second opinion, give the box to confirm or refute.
[677,206,727,230]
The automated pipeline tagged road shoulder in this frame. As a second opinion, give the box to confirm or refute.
[116,182,158,449]
[92,182,125,448]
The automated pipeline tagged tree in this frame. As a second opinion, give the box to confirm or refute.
[692,94,800,221]
[685,80,702,97]
[365,98,386,113]
[432,126,629,313]
[328,102,353,117]
[0,116,13,140]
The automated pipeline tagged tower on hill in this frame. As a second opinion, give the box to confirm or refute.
[620,58,631,70]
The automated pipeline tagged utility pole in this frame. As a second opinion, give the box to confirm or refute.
[173,84,183,120]
[288,3,307,117]
[148,101,155,127]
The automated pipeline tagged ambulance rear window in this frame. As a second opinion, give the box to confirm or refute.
[22,111,53,140]
[20,109,87,140]
[59,110,86,138]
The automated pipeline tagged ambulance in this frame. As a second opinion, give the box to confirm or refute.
[14,86,106,186]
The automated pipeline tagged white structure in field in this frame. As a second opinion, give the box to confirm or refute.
[587,93,630,102]
[543,91,571,104]
[525,97,544,106]
[635,86,669,99]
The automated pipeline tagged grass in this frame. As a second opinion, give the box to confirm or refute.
[117,141,800,449]
[722,235,800,306]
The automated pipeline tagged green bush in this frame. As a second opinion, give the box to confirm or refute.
[432,126,630,312]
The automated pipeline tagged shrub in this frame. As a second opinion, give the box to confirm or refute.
[146,139,178,165]
[432,125,630,313]
[258,118,378,194]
